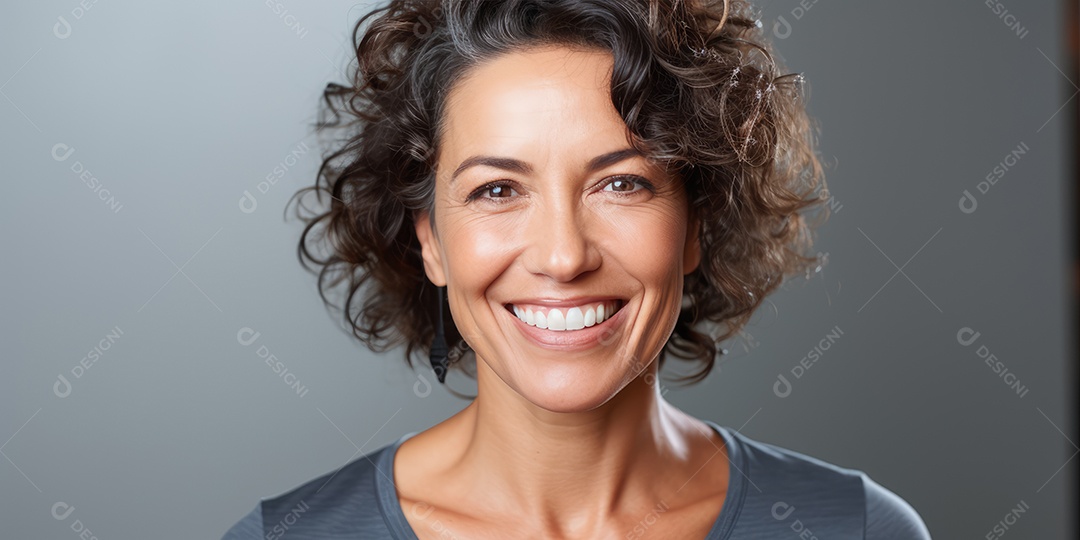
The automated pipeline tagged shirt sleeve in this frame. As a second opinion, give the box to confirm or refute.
[863,474,932,539]
[221,503,263,540]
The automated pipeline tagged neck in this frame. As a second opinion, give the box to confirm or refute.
[446,359,707,534]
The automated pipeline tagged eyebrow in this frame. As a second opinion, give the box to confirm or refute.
[449,147,644,185]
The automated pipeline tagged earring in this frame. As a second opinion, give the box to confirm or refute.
[429,285,449,384]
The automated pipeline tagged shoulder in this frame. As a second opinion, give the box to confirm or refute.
[716,426,931,538]
[723,426,867,497]
[220,437,404,539]
[862,473,933,539]
[221,503,262,540]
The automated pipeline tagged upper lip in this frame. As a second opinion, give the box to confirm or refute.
[504,296,626,308]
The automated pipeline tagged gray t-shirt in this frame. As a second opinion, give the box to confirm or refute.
[222,421,931,539]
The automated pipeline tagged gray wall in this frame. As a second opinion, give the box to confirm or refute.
[1,1,1072,538]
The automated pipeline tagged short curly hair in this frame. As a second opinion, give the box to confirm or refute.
[290,0,830,385]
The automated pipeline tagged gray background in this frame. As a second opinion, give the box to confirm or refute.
[1,1,1073,538]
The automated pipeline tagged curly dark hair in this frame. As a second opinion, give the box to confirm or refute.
[289,0,830,386]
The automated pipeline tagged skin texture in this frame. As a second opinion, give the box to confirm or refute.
[403,45,729,540]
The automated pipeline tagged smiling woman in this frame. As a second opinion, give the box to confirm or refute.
[223,0,931,538]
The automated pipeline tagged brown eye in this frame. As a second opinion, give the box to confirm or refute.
[466,181,520,202]
[486,184,513,198]
[602,175,653,195]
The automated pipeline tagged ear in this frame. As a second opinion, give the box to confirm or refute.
[683,210,702,275]
[414,209,447,286]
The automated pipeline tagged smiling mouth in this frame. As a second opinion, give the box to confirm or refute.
[503,299,626,331]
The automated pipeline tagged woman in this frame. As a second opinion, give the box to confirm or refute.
[225,0,931,538]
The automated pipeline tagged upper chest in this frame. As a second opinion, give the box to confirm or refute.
[399,488,728,540]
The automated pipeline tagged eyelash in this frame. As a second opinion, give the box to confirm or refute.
[465,175,655,203]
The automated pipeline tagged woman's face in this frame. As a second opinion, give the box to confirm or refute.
[415,45,700,412]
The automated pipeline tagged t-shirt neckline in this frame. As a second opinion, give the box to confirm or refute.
[374,419,746,540]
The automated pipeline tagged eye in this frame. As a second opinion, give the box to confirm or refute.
[466,181,520,202]
[601,175,654,195]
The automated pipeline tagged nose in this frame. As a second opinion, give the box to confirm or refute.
[522,198,602,282]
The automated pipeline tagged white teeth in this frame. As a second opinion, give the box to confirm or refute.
[547,309,566,330]
[565,307,584,331]
[510,301,620,331]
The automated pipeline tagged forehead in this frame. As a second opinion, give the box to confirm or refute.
[438,46,631,168]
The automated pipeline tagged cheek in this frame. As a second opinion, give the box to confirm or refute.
[596,205,688,280]
[439,216,517,294]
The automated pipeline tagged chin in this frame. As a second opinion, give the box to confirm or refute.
[512,366,632,413]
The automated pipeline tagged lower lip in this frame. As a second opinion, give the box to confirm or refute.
[505,303,627,351]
